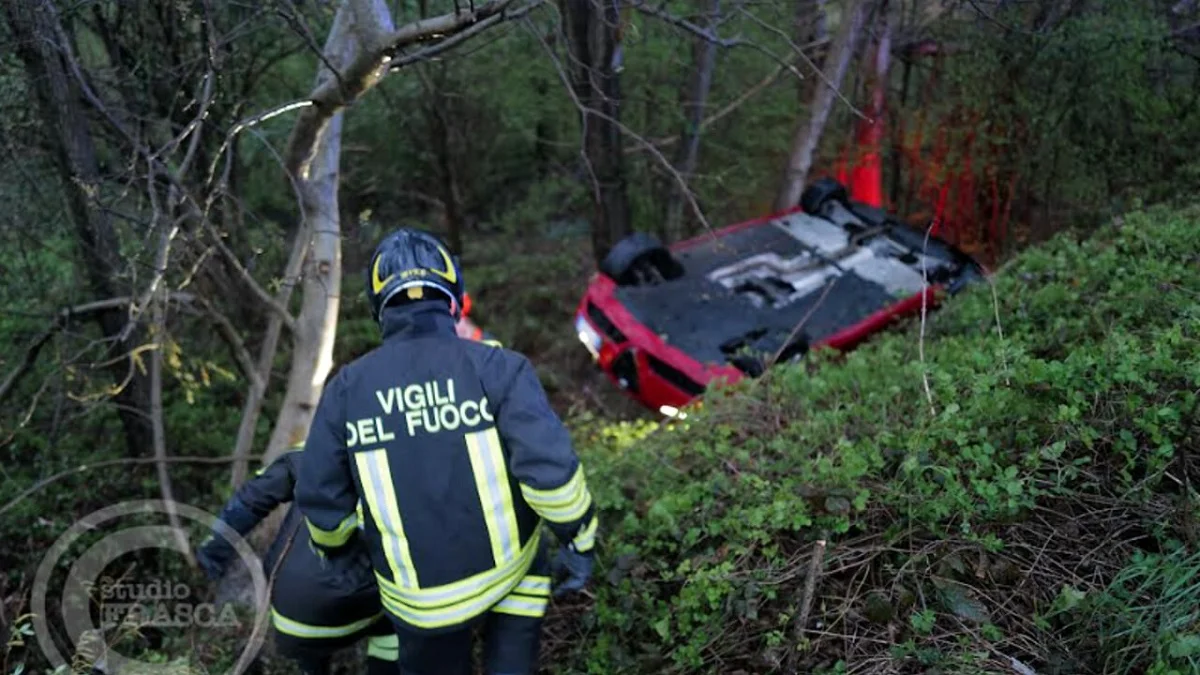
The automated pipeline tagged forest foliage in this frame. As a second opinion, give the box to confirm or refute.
[1,0,1199,672]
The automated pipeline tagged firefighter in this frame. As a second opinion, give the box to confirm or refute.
[294,227,597,675]
[195,445,398,675]
[455,292,491,342]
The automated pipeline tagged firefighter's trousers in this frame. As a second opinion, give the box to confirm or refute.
[269,535,396,675]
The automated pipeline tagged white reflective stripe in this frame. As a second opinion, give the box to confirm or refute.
[376,531,540,609]
[465,428,519,565]
[573,513,599,552]
[521,466,586,506]
[515,576,551,596]
[521,467,593,522]
[270,608,383,638]
[381,577,516,629]
[527,489,592,522]
[355,449,417,587]
[377,536,540,630]
[493,595,548,617]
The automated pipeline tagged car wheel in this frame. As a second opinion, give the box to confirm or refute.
[600,232,684,286]
[800,177,849,215]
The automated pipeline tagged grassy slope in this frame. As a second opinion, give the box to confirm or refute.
[543,203,1200,675]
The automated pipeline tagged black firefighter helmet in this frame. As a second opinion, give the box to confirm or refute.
[365,228,465,322]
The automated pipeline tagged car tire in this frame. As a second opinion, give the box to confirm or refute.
[600,232,681,285]
[800,177,849,215]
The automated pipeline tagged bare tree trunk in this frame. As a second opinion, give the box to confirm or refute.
[774,0,871,211]
[4,0,155,458]
[561,0,633,265]
[227,0,526,482]
[663,0,721,240]
[420,65,467,254]
[259,5,361,468]
[150,290,192,564]
[795,0,829,103]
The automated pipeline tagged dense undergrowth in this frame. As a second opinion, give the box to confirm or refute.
[540,203,1200,674]
[4,204,1198,675]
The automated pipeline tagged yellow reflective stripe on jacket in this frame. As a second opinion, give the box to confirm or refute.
[520,465,592,523]
[355,449,418,586]
[306,512,358,548]
[572,513,599,553]
[270,608,382,638]
[465,428,520,566]
[376,531,540,629]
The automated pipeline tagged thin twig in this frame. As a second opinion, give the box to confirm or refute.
[0,455,264,519]
[529,13,714,234]
[149,289,194,566]
[919,222,937,417]
[787,534,828,668]
[388,1,546,69]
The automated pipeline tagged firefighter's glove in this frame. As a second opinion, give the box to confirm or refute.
[196,497,258,581]
[551,543,593,598]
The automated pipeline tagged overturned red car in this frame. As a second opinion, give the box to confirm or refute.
[572,178,985,415]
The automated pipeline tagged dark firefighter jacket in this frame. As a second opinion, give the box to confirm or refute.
[294,300,598,633]
[204,449,378,630]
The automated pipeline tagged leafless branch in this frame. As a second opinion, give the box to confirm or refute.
[284,0,522,180]
[527,14,713,234]
[628,38,831,156]
[787,535,828,667]
[0,454,265,520]
[388,1,546,69]
[0,295,189,408]
[205,221,299,333]
[149,290,194,566]
[918,223,937,417]
[205,99,316,194]
[738,6,866,120]
[627,0,740,47]
[187,295,265,392]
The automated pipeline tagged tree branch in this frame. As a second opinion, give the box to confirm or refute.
[206,222,299,333]
[388,1,546,69]
[149,289,194,566]
[527,15,714,235]
[0,295,192,408]
[627,0,740,47]
[0,455,265,520]
[188,295,265,391]
[628,39,830,156]
[284,0,521,180]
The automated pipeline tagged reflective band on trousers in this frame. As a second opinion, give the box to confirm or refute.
[270,608,383,638]
[493,573,552,619]
[367,634,399,661]
[377,532,541,630]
